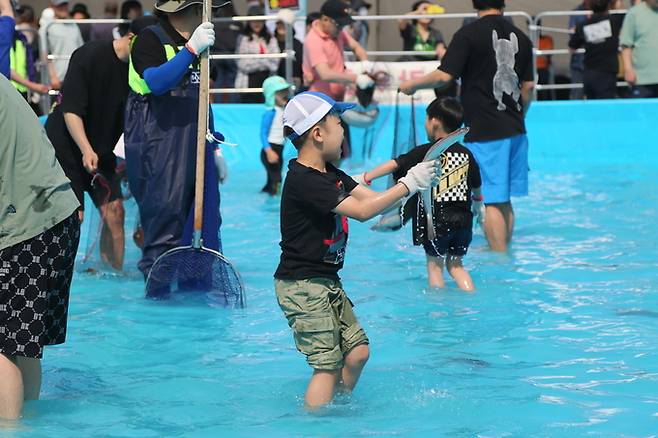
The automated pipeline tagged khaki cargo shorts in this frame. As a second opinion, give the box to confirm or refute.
[275,278,369,371]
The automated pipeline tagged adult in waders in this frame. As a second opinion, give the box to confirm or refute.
[124,0,228,288]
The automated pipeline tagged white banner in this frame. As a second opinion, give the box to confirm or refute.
[344,61,442,106]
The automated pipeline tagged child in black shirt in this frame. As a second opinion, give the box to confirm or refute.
[568,0,624,99]
[275,91,440,407]
[356,97,484,291]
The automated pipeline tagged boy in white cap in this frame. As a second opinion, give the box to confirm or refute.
[274,91,441,407]
[260,75,291,195]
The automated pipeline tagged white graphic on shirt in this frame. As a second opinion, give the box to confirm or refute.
[492,30,521,112]
[583,19,612,44]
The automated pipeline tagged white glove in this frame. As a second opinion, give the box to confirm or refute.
[398,160,439,195]
[472,199,485,227]
[360,60,374,74]
[214,147,228,184]
[185,22,215,56]
[356,73,375,90]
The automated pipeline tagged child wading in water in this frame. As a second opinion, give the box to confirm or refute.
[357,97,485,291]
[260,75,292,195]
[274,91,441,407]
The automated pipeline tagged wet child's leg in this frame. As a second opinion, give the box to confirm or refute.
[426,253,446,288]
[0,354,23,420]
[340,344,370,391]
[306,369,341,407]
[446,255,475,292]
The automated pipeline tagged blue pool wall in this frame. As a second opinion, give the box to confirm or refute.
[212,99,658,171]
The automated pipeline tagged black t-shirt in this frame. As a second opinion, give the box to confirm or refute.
[568,13,623,74]
[131,16,195,78]
[440,15,533,143]
[400,23,444,60]
[393,142,482,244]
[275,160,358,281]
[45,40,128,174]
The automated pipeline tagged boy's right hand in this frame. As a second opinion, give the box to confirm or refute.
[398,160,440,195]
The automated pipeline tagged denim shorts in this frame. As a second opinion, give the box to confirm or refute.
[466,134,529,204]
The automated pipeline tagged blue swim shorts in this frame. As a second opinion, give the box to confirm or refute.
[466,134,529,204]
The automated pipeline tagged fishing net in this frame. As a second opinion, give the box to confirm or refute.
[145,246,245,307]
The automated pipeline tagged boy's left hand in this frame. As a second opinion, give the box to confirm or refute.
[472,201,485,227]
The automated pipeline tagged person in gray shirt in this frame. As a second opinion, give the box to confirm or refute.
[39,0,83,89]
[0,74,80,420]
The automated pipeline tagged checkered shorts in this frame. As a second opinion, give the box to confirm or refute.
[0,214,80,359]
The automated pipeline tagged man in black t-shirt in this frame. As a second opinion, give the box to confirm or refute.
[568,0,623,99]
[400,0,534,253]
[44,20,145,271]
[355,97,484,291]
[275,91,440,407]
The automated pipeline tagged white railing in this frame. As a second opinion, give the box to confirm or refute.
[35,10,633,103]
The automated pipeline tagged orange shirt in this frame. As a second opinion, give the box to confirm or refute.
[303,20,351,100]
[537,35,553,70]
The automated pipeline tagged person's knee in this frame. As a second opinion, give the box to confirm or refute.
[345,344,369,369]
[446,256,463,271]
[104,201,125,227]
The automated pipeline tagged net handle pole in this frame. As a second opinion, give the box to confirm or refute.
[193,0,211,248]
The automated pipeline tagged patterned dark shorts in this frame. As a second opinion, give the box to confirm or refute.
[0,214,80,359]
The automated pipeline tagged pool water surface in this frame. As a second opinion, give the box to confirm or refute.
[4,100,658,436]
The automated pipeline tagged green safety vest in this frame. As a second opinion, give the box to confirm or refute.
[9,38,28,93]
[128,30,195,95]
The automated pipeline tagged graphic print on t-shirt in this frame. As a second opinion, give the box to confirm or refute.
[583,19,612,44]
[432,151,471,203]
[492,30,521,112]
[323,180,349,265]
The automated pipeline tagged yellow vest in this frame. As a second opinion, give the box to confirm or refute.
[9,39,28,94]
[128,34,194,95]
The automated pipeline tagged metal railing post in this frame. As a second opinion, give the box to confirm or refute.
[284,21,294,88]
[530,17,539,101]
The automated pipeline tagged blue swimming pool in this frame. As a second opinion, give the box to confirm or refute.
[5,100,658,436]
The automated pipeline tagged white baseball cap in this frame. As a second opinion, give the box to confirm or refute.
[283,92,355,141]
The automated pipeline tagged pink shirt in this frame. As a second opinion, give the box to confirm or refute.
[303,21,352,100]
